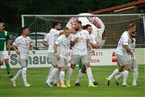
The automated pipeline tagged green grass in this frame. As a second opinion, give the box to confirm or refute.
[0,65,145,97]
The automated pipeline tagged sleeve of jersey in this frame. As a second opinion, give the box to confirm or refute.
[13,38,19,46]
[44,34,49,41]
[54,31,60,36]
[55,36,62,45]
[122,36,129,45]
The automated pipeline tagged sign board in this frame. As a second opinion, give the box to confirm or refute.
[0,49,118,68]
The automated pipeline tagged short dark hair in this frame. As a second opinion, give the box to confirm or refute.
[85,24,91,29]
[75,20,82,25]
[52,21,61,28]
[21,26,29,33]
[128,23,136,29]
[63,27,69,30]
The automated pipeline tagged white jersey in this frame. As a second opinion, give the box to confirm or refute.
[116,31,130,55]
[13,36,32,59]
[55,34,70,59]
[48,28,60,52]
[125,38,136,60]
[70,30,90,56]
[88,33,97,54]
[44,33,50,42]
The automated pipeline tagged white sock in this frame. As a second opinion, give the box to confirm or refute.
[13,69,22,80]
[66,68,74,83]
[60,71,65,84]
[54,69,60,84]
[46,66,54,79]
[132,68,138,85]
[108,68,119,80]
[46,68,59,83]
[123,70,129,85]
[116,71,124,80]
[75,70,84,83]
[22,67,27,84]
[86,68,93,84]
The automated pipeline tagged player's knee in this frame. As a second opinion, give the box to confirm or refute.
[54,65,58,68]
[71,64,76,69]
[81,66,86,73]
[4,59,9,64]
[84,63,91,68]
[125,64,131,71]
[0,61,3,66]
[118,67,123,72]
[61,67,66,71]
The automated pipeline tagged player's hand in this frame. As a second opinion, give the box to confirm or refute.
[131,54,134,59]
[91,49,95,54]
[75,37,79,42]
[8,50,11,55]
[32,50,35,54]
[56,53,60,60]
[16,49,20,54]
[69,28,76,34]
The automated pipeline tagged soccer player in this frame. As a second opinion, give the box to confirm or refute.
[43,33,59,85]
[54,27,71,87]
[75,24,98,86]
[0,22,13,78]
[66,21,96,87]
[42,33,54,81]
[11,26,35,87]
[115,32,138,86]
[45,21,63,87]
[106,23,136,87]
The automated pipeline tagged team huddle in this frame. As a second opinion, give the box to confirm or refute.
[0,21,138,88]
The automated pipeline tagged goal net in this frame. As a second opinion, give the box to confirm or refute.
[21,14,145,48]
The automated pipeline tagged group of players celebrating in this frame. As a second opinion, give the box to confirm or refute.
[0,21,138,88]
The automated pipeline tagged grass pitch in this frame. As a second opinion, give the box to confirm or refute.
[0,65,145,97]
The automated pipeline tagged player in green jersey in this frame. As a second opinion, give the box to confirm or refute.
[0,22,13,78]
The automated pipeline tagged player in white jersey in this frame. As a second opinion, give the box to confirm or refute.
[11,26,35,87]
[45,21,64,87]
[75,24,98,86]
[115,32,138,86]
[42,33,55,82]
[66,21,96,87]
[106,23,136,87]
[54,27,71,87]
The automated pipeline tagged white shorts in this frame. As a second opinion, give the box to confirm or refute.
[87,51,92,62]
[0,51,9,60]
[48,52,58,67]
[71,55,89,65]
[117,54,128,66]
[57,57,68,68]
[18,57,28,68]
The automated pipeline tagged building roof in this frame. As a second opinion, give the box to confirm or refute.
[90,0,145,14]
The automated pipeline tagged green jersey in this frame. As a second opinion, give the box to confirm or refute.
[0,31,10,51]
